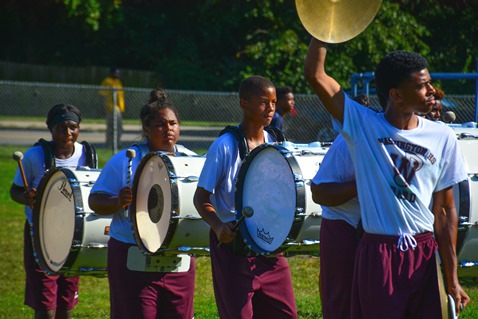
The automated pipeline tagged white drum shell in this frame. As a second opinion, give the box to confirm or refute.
[283,150,324,253]
[455,134,478,277]
[132,154,210,255]
[33,168,111,276]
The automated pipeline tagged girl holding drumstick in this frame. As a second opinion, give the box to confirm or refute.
[10,104,96,319]
[89,88,196,319]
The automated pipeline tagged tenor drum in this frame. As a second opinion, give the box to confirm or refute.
[32,167,111,277]
[235,143,326,255]
[130,153,209,255]
[454,132,478,277]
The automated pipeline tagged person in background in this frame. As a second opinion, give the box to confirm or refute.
[352,93,370,107]
[193,75,297,319]
[89,88,195,319]
[311,95,371,319]
[304,37,470,318]
[269,85,296,132]
[99,67,125,151]
[426,87,445,121]
[10,104,94,319]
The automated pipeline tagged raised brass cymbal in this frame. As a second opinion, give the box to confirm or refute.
[295,0,382,44]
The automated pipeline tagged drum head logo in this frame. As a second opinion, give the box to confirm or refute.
[148,184,164,223]
[257,228,274,244]
[57,178,73,202]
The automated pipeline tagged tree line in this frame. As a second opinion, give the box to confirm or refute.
[0,0,477,94]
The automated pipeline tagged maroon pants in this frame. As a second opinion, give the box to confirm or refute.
[209,230,297,319]
[320,218,358,319]
[24,221,79,311]
[351,232,442,319]
[107,237,195,319]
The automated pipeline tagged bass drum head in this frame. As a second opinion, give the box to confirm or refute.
[131,153,173,254]
[33,169,76,274]
[236,144,300,254]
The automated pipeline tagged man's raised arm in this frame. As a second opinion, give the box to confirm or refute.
[304,37,345,123]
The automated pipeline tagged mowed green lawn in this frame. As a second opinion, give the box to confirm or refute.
[0,145,476,318]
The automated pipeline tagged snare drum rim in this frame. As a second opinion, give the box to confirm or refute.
[235,143,306,255]
[130,152,179,255]
[32,168,85,275]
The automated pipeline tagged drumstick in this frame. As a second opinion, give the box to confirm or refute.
[12,151,33,209]
[232,206,254,232]
[126,149,136,188]
[124,149,136,218]
[218,206,255,248]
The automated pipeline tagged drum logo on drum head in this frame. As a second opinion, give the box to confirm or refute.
[257,228,274,244]
[57,178,73,202]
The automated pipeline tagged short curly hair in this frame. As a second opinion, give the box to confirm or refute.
[375,51,428,108]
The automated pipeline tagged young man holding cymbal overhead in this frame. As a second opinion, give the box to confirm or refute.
[304,35,470,318]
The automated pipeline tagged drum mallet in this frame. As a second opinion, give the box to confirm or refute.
[218,206,254,248]
[232,206,254,232]
[12,151,33,209]
[124,149,136,218]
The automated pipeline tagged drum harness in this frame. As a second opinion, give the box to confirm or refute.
[132,142,193,159]
[34,138,98,170]
[219,125,286,160]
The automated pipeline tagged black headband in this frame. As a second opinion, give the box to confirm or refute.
[47,112,81,130]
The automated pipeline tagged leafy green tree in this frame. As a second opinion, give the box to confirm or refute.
[0,0,476,93]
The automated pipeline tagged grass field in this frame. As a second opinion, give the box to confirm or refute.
[0,144,476,318]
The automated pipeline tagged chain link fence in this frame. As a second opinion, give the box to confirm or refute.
[0,80,476,151]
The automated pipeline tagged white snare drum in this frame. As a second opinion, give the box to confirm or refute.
[235,143,326,255]
[32,167,111,277]
[454,133,478,277]
[130,153,209,255]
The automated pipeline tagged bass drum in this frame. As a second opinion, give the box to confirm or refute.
[282,142,328,254]
[130,153,210,255]
[32,167,111,277]
[235,143,326,255]
[455,132,478,277]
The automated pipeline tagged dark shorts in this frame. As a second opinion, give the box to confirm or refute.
[107,237,195,319]
[209,229,297,319]
[320,218,358,319]
[351,232,442,319]
[24,221,79,311]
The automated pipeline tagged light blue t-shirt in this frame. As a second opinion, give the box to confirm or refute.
[312,134,361,228]
[197,130,276,223]
[13,141,87,224]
